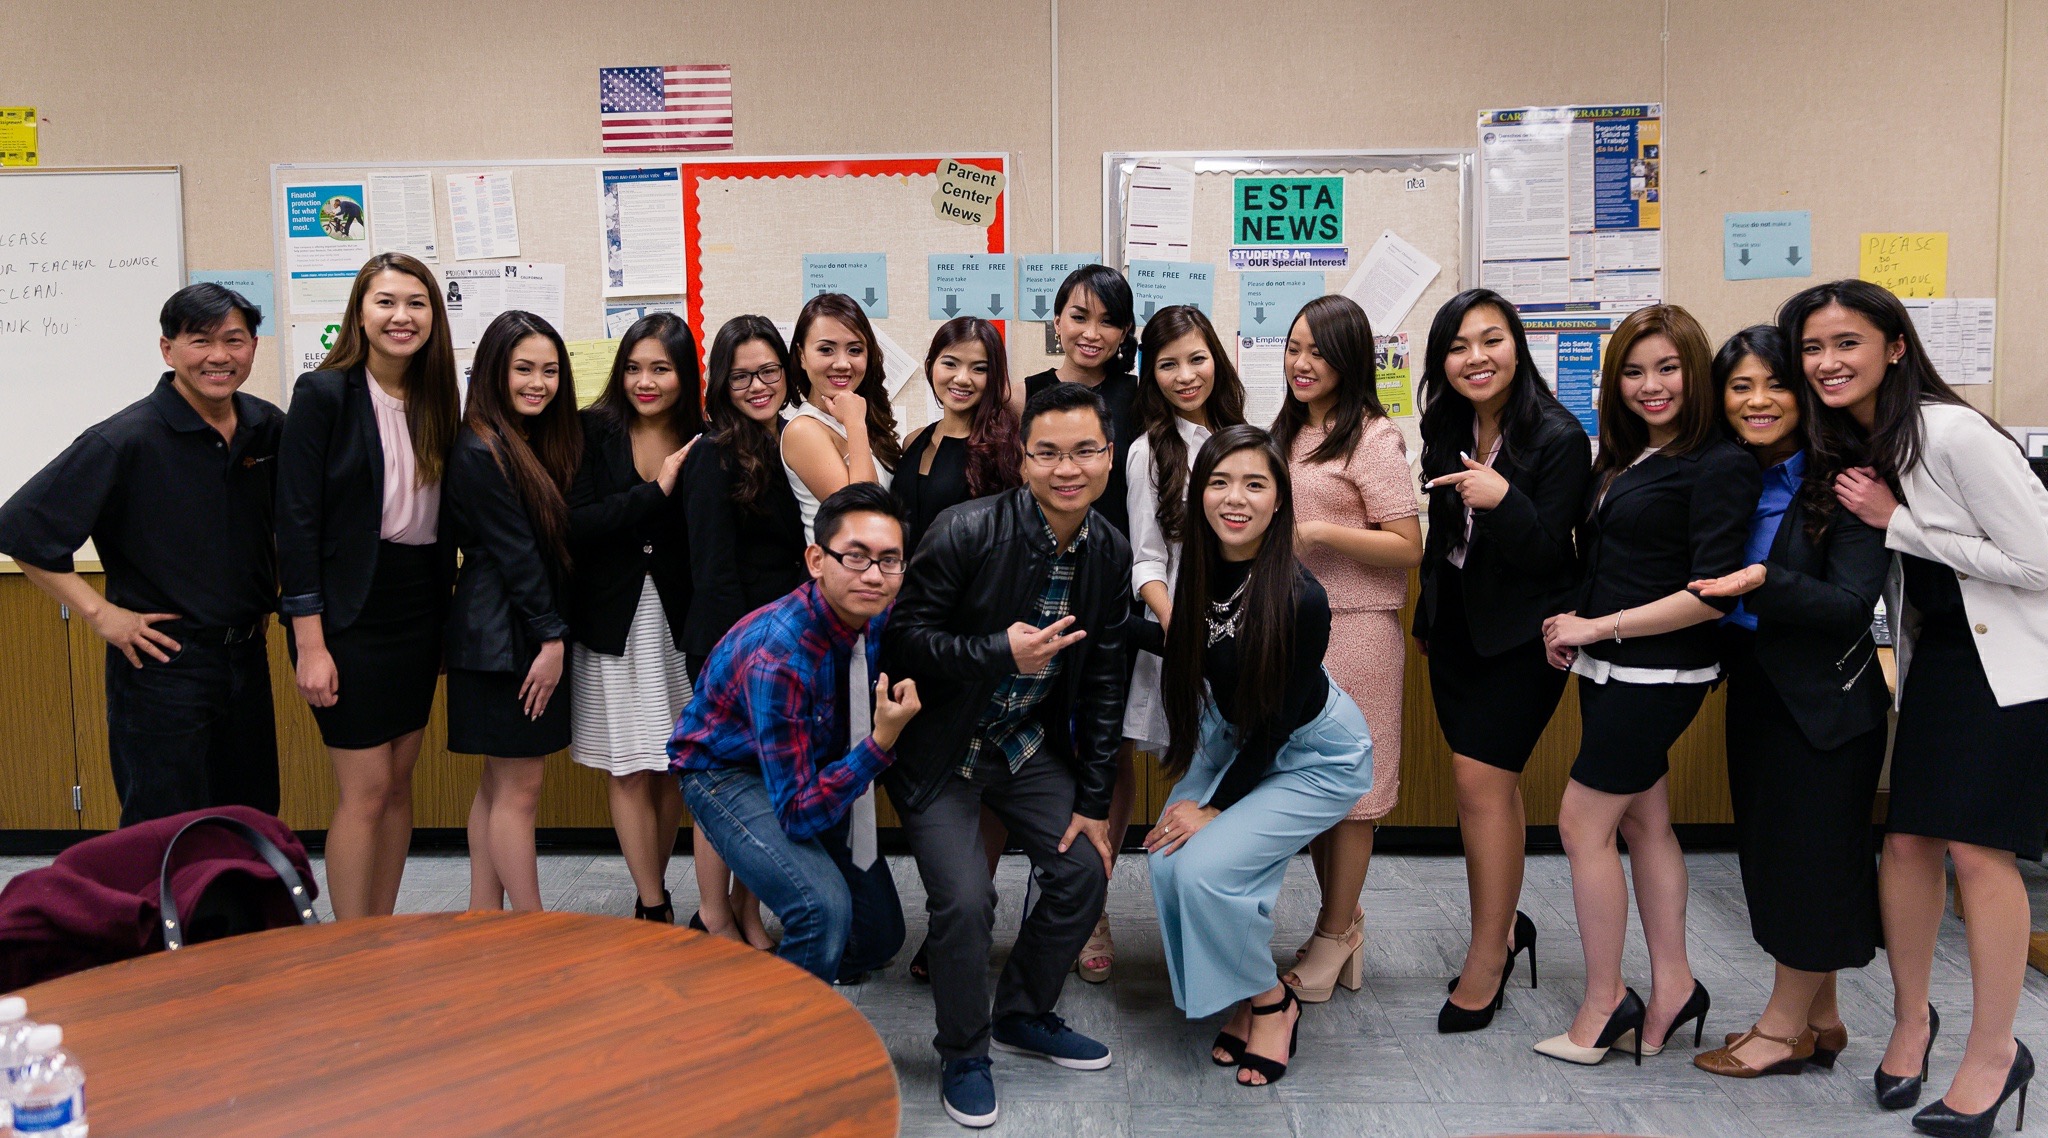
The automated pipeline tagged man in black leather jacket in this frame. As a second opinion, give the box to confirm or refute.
[879,382,1130,1128]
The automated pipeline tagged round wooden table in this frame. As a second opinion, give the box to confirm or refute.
[14,911,899,1136]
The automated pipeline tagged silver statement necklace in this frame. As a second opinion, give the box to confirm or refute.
[1206,571,1251,646]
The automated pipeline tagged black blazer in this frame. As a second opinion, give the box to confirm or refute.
[892,424,975,555]
[566,410,694,656]
[878,487,1131,820]
[276,366,453,628]
[1415,400,1592,656]
[678,433,808,658]
[442,429,571,672]
[1573,437,1762,671]
[1742,493,1890,750]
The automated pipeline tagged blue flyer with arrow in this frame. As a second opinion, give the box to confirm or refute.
[1128,260,1216,320]
[928,253,1015,320]
[803,254,889,318]
[1236,272,1325,335]
[1019,254,1098,321]
[1723,211,1812,281]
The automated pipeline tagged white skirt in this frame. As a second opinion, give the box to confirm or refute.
[570,577,693,775]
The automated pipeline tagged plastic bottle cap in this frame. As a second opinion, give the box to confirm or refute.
[0,996,24,1022]
[25,1024,60,1052]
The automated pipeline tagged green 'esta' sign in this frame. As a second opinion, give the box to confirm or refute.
[1233,177,1344,247]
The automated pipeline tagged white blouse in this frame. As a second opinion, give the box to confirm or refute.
[1122,416,1210,750]
[780,401,894,545]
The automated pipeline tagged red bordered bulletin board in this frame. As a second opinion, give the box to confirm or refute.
[679,155,1008,364]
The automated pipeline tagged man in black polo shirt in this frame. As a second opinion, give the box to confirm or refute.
[0,283,285,826]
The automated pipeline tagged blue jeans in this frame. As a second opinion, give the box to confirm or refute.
[680,766,904,982]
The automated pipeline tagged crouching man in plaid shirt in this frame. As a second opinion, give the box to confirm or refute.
[670,484,921,983]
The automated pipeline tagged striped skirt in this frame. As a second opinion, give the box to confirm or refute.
[570,576,693,776]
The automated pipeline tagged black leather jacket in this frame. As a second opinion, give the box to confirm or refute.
[878,486,1131,818]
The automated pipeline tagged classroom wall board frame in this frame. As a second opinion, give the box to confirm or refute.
[0,166,185,506]
[270,153,1009,433]
[1103,149,1472,454]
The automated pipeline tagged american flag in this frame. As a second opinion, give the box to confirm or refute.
[599,64,734,153]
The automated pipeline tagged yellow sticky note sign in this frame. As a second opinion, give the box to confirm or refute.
[0,107,37,167]
[566,339,621,408]
[1860,232,1947,298]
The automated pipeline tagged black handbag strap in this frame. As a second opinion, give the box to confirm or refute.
[158,815,319,951]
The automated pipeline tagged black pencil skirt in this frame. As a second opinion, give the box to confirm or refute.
[1720,626,1884,972]
[1426,568,1569,772]
[446,663,572,759]
[1569,673,1710,796]
[289,541,443,750]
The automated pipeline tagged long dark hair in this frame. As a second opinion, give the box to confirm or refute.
[589,312,703,442]
[1055,265,1139,374]
[1162,426,1300,777]
[1134,305,1246,543]
[1271,295,1382,464]
[320,252,460,486]
[792,292,904,469]
[1592,304,1723,486]
[1776,278,2014,486]
[465,311,583,569]
[702,315,798,512]
[1712,324,1835,542]
[922,317,1021,496]
[1417,289,1564,487]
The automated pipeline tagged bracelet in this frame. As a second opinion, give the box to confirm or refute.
[1613,610,1624,643]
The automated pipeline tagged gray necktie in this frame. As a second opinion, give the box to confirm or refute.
[849,633,878,870]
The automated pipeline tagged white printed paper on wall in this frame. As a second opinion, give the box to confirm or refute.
[439,262,567,352]
[367,171,438,262]
[446,171,521,261]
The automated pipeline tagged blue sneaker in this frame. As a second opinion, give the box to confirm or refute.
[990,1011,1113,1070]
[941,1056,998,1128]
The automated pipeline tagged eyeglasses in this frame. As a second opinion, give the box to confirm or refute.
[727,363,785,390]
[1024,444,1110,468]
[820,547,906,575]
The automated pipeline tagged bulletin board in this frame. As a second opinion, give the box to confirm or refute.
[1103,149,1473,456]
[268,153,1009,434]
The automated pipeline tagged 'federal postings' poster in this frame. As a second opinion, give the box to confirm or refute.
[1478,104,1662,436]
[284,182,368,313]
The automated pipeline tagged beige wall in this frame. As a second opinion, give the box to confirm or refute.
[9,0,2042,424]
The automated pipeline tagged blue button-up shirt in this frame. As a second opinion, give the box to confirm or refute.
[1725,450,1805,631]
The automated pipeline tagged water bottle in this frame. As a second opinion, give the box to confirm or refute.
[7,1025,85,1137]
[0,997,35,1132]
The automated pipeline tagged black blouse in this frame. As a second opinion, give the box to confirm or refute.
[893,424,973,555]
[1200,558,1332,811]
[1024,368,1138,541]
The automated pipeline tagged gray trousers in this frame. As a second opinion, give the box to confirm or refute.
[897,752,1108,1062]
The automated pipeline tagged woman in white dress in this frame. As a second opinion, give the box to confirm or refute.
[566,312,701,923]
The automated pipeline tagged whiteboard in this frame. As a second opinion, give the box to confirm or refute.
[0,167,186,503]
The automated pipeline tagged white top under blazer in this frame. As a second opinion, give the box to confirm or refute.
[1884,401,2048,707]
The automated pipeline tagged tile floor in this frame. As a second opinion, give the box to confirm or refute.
[8,847,2048,1137]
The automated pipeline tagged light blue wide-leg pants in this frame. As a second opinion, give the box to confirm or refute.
[1149,680,1375,1020]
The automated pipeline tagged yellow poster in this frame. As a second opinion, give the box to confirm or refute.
[1374,332,1414,417]
[566,339,621,408]
[0,107,37,167]
[1860,232,1947,298]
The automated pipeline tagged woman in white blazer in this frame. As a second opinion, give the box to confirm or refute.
[1784,280,2048,1135]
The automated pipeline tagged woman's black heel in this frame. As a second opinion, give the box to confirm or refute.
[1877,1004,1941,1111]
[1511,910,1538,989]
[1210,1029,1247,1067]
[1236,988,1300,1086]
[1910,1039,2032,1138]
[1637,980,1711,1056]
[1533,988,1647,1066]
[634,888,675,924]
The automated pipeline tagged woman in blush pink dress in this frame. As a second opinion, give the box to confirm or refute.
[1272,295,1422,1003]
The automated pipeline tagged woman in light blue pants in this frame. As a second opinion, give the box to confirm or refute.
[1141,425,1374,1088]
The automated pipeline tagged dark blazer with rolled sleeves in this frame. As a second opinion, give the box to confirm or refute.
[566,410,694,656]
[275,366,454,628]
[878,487,1131,820]
[1743,495,1891,751]
[1572,437,1762,672]
[1414,400,1593,656]
[442,429,570,673]
[677,434,808,658]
